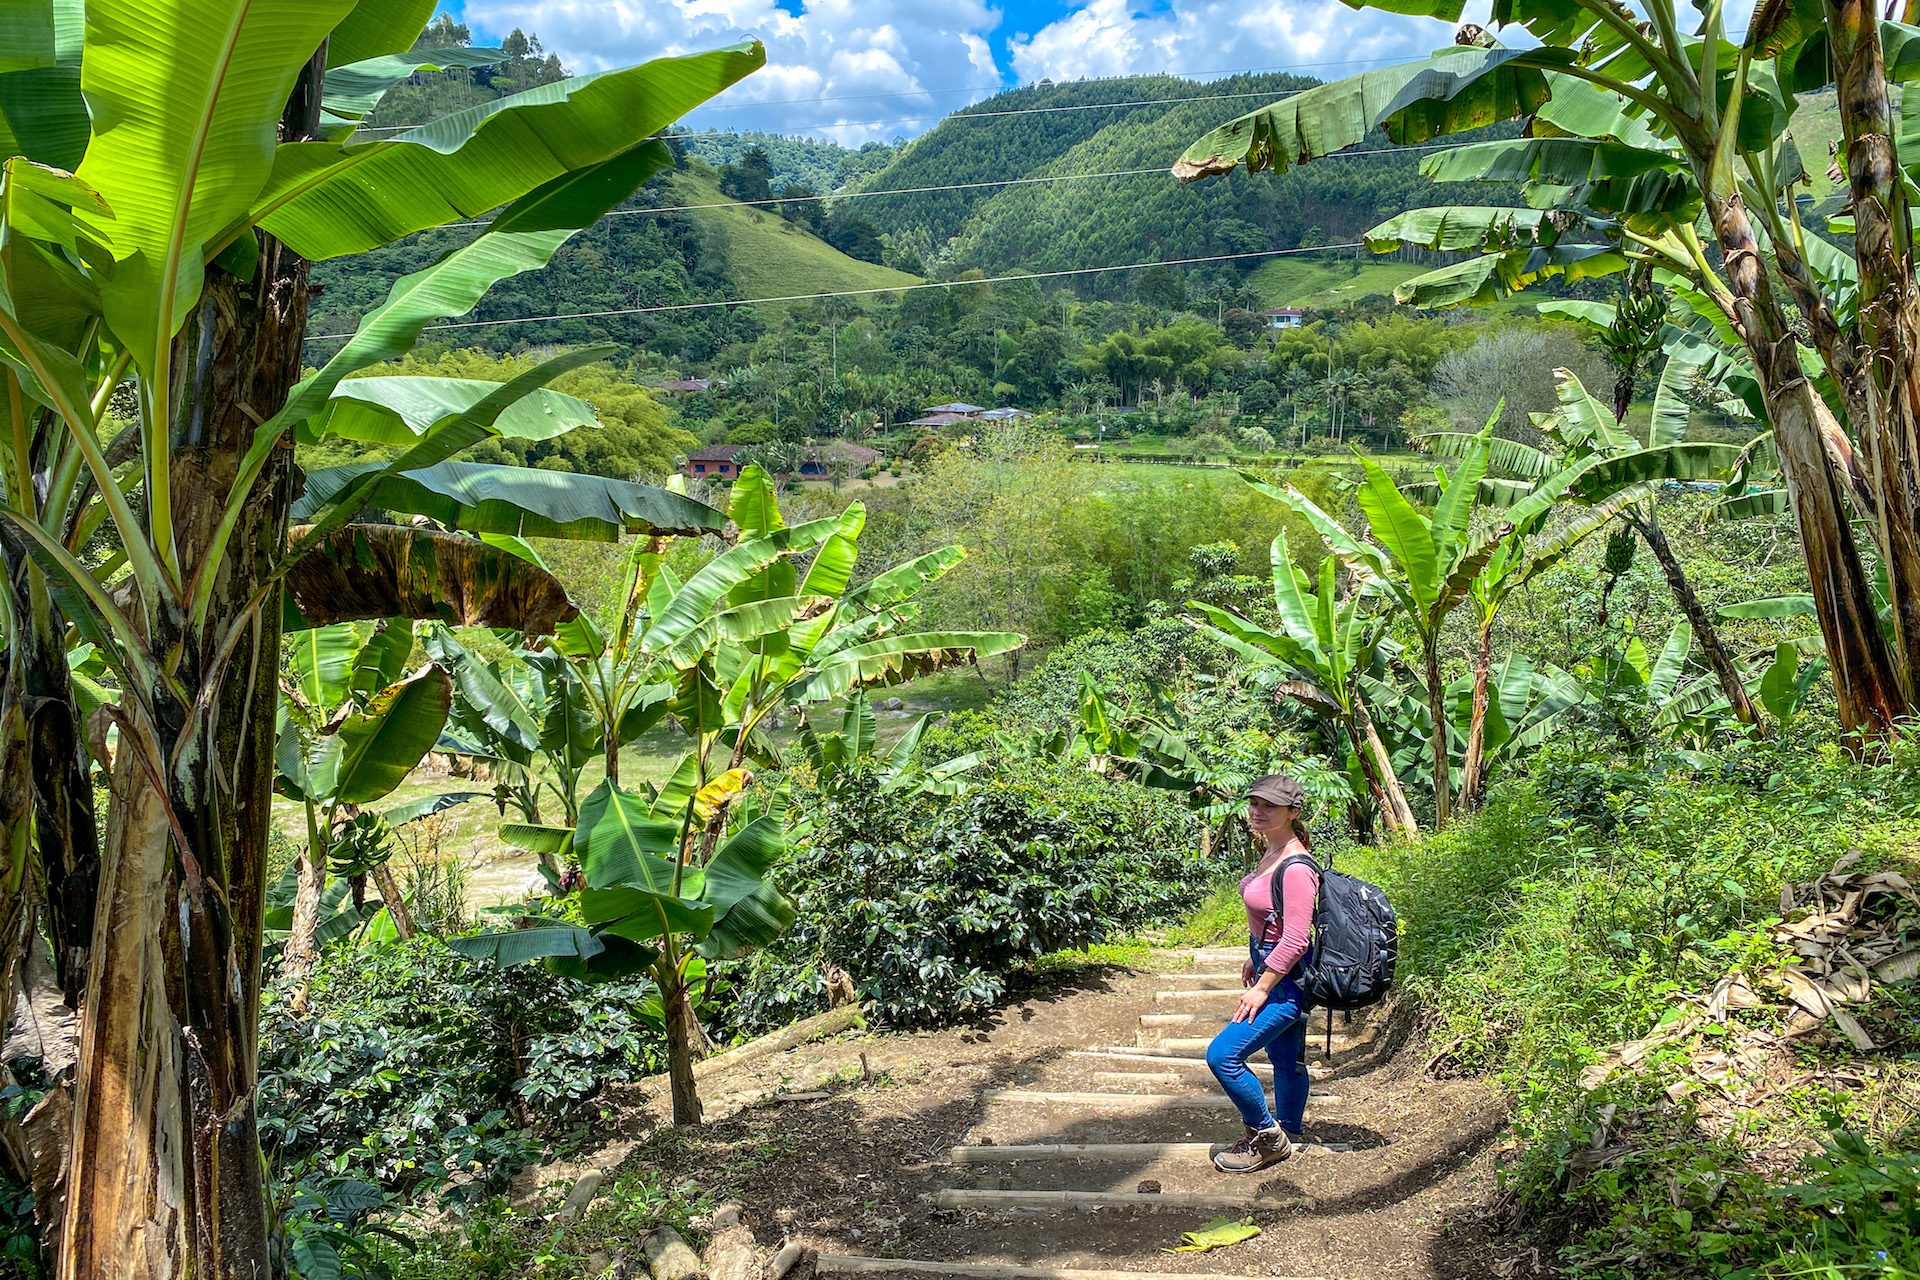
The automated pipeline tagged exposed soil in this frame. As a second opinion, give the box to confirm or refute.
[524,949,1524,1279]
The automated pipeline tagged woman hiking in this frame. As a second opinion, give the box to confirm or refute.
[1206,773,1319,1174]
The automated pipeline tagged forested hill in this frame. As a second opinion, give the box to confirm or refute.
[676,130,899,194]
[848,72,1517,290]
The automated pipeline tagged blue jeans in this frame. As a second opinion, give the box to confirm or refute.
[1206,942,1311,1131]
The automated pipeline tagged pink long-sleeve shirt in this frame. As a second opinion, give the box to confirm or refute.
[1241,856,1319,977]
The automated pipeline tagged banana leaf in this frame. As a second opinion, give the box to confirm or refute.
[302,376,600,446]
[292,460,726,541]
[254,44,765,259]
[308,664,452,805]
[283,525,579,635]
[321,48,504,126]
[1173,47,1570,182]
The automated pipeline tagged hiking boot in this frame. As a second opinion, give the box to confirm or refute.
[1212,1124,1293,1173]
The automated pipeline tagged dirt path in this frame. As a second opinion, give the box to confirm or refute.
[539,947,1518,1279]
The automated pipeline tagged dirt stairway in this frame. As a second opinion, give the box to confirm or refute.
[797,946,1491,1280]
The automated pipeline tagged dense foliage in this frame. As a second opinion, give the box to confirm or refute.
[1336,735,1920,1277]
[737,759,1204,1027]
[259,943,661,1204]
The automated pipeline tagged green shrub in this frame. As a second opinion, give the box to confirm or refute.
[259,939,663,1206]
[734,761,1204,1027]
[1329,731,1920,1278]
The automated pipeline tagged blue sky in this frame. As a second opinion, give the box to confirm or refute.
[437,0,1471,144]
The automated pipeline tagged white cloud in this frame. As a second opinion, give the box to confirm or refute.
[463,0,1486,144]
[1008,0,1466,86]
[463,0,1013,144]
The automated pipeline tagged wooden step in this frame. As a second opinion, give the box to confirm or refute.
[815,1255,1334,1279]
[1149,1034,1363,1052]
[933,1188,1309,1213]
[949,1140,1352,1162]
[981,1090,1337,1111]
[1091,1070,1197,1087]
[1162,973,1243,986]
[1139,1011,1229,1027]
[1188,951,1245,967]
[1072,1052,1330,1079]
[1077,1045,1207,1061]
[1154,988,1245,1002]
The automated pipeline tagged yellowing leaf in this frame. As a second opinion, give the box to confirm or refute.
[694,769,752,823]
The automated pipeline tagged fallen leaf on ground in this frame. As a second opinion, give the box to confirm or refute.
[1167,1215,1260,1253]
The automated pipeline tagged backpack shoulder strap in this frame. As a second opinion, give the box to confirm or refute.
[1268,852,1322,920]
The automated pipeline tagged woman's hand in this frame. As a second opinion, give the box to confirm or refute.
[1232,984,1268,1024]
[1241,958,1256,988]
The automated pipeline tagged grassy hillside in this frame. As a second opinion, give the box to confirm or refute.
[1246,257,1432,309]
[669,164,922,306]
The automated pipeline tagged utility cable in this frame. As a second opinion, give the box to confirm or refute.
[344,76,1336,137]
[303,242,1371,343]
[426,142,1455,232]
[673,53,1426,112]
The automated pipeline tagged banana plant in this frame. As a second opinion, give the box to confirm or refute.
[1423,358,1763,742]
[451,767,793,1128]
[0,5,758,1267]
[274,621,481,974]
[1174,10,1916,738]
[1238,417,1508,828]
[1361,650,1588,798]
[1189,533,1419,837]
[1455,471,1634,811]
[421,625,603,830]
[796,692,987,797]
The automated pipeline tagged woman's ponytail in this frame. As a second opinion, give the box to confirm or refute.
[1290,815,1313,852]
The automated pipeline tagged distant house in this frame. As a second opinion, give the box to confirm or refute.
[904,411,971,428]
[681,441,884,481]
[684,444,745,479]
[654,377,726,393]
[1264,308,1305,329]
[978,407,1033,421]
[923,402,987,415]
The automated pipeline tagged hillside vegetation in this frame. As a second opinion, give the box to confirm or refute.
[666,164,923,305]
[848,72,1520,289]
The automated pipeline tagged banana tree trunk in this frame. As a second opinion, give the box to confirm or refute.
[1622,508,1763,731]
[57,50,320,1280]
[1342,716,1395,834]
[1422,639,1451,828]
[282,802,328,988]
[1460,620,1494,813]
[1828,0,1920,705]
[1702,189,1905,737]
[657,948,705,1126]
[1352,693,1418,837]
[370,862,417,940]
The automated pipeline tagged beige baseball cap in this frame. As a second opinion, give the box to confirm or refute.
[1245,774,1305,807]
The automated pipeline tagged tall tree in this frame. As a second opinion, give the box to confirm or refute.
[1173,12,1920,738]
[0,4,762,1273]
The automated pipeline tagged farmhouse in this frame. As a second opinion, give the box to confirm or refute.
[681,442,884,481]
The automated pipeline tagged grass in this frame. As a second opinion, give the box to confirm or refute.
[1163,880,1247,948]
[1245,256,1433,309]
[666,164,921,308]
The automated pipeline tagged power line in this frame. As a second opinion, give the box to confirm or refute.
[341,63,1389,137]
[303,243,1371,343]
[345,85,1300,137]
[428,142,1456,232]
[677,54,1425,112]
